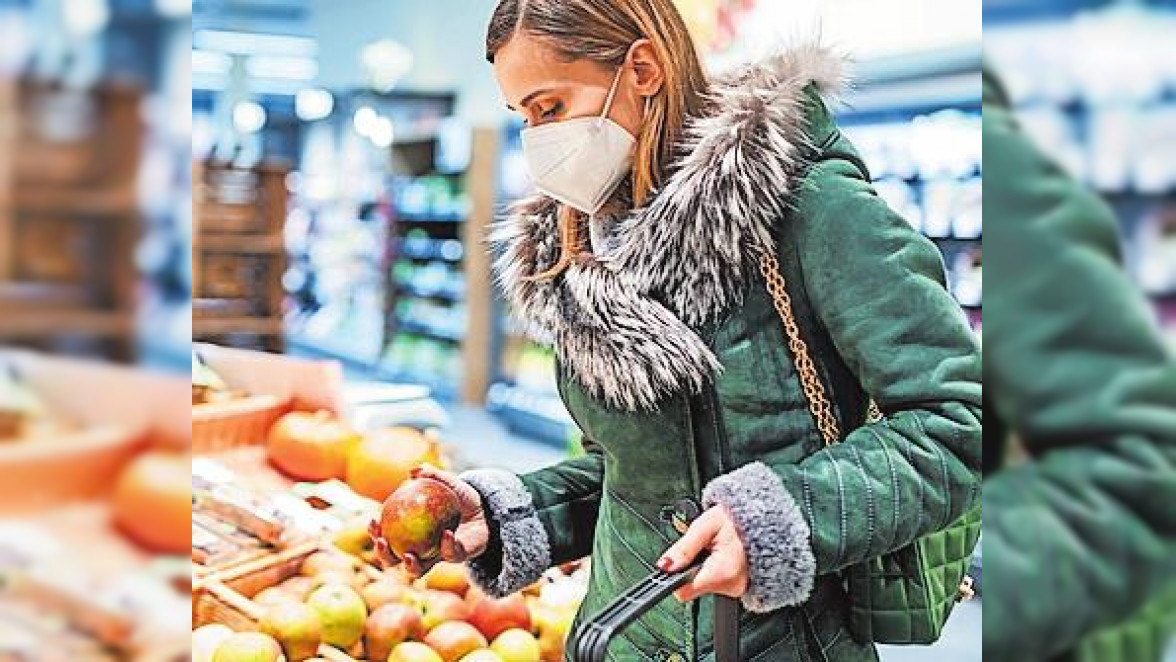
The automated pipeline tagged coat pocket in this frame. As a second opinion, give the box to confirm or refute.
[713,327,818,459]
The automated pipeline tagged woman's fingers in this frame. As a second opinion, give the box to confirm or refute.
[369,519,401,569]
[372,537,401,569]
[402,552,429,577]
[663,506,750,603]
[674,556,741,602]
[658,507,721,572]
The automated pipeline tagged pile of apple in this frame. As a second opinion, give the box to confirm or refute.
[266,411,446,504]
[192,547,585,662]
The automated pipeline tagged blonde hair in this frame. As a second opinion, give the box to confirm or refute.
[486,0,710,279]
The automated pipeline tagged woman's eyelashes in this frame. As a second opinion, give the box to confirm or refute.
[540,101,564,120]
[527,101,564,126]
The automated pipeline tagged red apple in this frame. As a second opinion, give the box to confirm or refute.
[366,603,425,662]
[468,593,531,641]
[380,477,462,564]
[419,589,471,632]
[424,621,488,662]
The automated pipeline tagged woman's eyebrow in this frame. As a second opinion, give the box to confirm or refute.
[507,87,555,112]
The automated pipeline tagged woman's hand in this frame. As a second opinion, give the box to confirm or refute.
[368,463,490,577]
[657,505,749,603]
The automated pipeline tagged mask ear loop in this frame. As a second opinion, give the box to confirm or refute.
[597,66,625,127]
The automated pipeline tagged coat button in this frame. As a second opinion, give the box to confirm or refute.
[670,497,702,535]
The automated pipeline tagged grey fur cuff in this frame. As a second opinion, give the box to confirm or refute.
[460,468,551,598]
[702,461,815,612]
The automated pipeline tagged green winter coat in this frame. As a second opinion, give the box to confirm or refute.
[462,47,983,662]
[982,68,1176,662]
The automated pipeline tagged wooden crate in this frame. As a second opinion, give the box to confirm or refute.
[192,394,290,454]
[192,542,370,662]
[0,79,14,282]
[192,344,344,454]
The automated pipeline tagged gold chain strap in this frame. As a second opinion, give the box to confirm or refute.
[758,248,843,446]
[758,248,884,447]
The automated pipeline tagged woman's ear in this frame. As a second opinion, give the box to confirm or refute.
[627,38,664,97]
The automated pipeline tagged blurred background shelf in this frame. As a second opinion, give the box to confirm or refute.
[192,159,291,352]
[0,81,142,361]
[986,0,1176,340]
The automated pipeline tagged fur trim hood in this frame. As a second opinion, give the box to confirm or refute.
[491,45,846,411]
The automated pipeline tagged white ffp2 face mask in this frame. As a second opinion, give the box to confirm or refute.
[520,67,636,215]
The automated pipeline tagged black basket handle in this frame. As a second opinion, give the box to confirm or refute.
[569,553,740,662]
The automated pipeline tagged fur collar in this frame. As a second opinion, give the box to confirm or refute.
[491,45,846,411]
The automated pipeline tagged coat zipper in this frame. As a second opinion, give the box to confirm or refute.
[679,392,704,662]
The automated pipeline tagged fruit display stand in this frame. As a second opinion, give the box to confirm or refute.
[190,446,586,660]
[0,349,188,511]
[3,501,193,660]
[189,341,588,662]
[192,344,375,584]
[192,528,586,662]
[193,541,373,661]
[0,352,192,660]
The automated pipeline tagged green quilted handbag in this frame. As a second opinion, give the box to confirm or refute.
[1073,585,1176,662]
[841,502,981,644]
[760,248,982,645]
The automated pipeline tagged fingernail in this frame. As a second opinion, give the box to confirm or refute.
[657,557,672,570]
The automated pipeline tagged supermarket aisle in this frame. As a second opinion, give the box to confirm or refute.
[444,404,567,473]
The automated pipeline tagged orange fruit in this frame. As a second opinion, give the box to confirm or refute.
[111,451,191,553]
[267,411,360,481]
[345,427,440,501]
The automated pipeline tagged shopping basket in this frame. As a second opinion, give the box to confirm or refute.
[568,553,740,662]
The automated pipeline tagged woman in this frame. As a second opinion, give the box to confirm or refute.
[373,1,982,660]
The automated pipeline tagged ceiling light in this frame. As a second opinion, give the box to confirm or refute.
[246,54,318,81]
[295,88,334,122]
[353,106,378,137]
[233,101,267,134]
[370,116,395,148]
[63,0,110,37]
[193,29,317,57]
